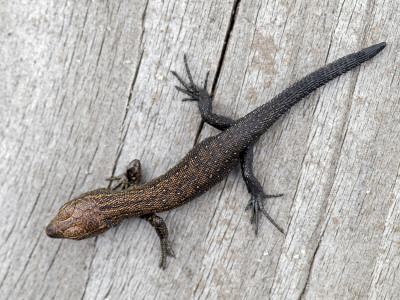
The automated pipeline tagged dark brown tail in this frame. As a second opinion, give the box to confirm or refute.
[239,42,386,139]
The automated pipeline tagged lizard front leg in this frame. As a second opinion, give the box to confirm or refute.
[106,159,142,190]
[173,56,284,234]
[107,159,175,268]
[141,213,175,269]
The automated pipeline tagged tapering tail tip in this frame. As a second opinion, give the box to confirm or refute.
[363,42,386,59]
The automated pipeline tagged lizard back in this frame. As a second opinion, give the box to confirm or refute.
[97,42,386,218]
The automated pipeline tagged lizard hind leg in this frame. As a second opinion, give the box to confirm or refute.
[173,55,285,234]
[106,159,142,190]
[172,55,233,130]
[241,141,284,235]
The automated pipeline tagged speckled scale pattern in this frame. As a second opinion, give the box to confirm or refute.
[94,43,386,221]
[234,43,386,140]
[46,43,385,246]
[46,189,114,239]
[97,133,242,218]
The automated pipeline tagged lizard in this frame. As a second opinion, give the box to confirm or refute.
[46,42,386,269]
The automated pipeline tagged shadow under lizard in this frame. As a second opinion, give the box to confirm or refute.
[46,42,386,268]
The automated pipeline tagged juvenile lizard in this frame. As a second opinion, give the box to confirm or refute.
[46,42,386,268]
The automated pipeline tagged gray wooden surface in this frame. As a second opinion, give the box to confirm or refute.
[1,0,399,299]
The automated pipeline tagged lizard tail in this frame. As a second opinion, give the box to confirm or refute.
[239,42,386,139]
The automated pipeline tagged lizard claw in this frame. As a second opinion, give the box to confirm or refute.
[159,238,176,269]
[172,55,210,102]
[246,192,284,235]
[106,174,130,190]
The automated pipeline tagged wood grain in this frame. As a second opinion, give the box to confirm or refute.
[1,0,399,299]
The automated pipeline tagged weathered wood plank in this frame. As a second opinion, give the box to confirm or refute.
[1,0,399,299]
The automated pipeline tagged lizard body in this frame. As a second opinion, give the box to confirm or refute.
[46,42,385,268]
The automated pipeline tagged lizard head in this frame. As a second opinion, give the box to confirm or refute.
[46,190,112,240]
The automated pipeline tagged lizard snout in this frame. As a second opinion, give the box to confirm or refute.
[45,221,61,238]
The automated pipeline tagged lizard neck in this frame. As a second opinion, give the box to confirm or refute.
[96,189,148,220]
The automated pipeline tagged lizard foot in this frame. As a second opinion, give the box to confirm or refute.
[245,192,284,235]
[106,159,142,190]
[141,213,175,269]
[160,238,176,269]
[171,54,210,102]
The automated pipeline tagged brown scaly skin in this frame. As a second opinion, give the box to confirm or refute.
[46,43,386,268]
[45,189,115,239]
